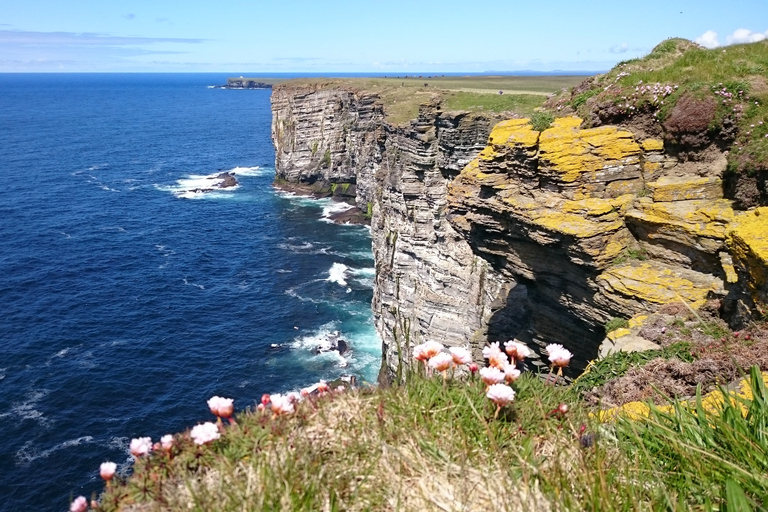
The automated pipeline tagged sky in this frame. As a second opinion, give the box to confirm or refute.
[1,0,767,73]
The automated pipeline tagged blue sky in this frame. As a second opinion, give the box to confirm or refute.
[1,0,767,73]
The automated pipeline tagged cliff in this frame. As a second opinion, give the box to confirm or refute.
[271,41,768,381]
[271,83,530,382]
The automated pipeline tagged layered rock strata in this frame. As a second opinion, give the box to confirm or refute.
[447,116,765,361]
[272,84,768,380]
[271,86,528,383]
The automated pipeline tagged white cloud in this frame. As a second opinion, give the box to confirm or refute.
[610,43,629,54]
[696,28,768,49]
[726,28,767,45]
[695,30,720,48]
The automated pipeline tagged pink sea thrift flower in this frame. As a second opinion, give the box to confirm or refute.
[270,394,295,415]
[129,437,152,457]
[482,342,502,360]
[487,351,509,370]
[100,461,117,481]
[70,496,88,512]
[504,341,532,362]
[448,346,472,365]
[479,366,505,386]
[160,434,174,452]
[504,365,521,384]
[428,352,454,372]
[468,362,479,374]
[316,380,330,395]
[190,422,221,445]
[422,341,446,360]
[545,344,573,368]
[486,383,516,407]
[207,396,234,419]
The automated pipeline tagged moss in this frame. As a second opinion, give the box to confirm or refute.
[605,317,630,334]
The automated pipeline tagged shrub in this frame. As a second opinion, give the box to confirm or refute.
[530,111,555,131]
[605,317,630,333]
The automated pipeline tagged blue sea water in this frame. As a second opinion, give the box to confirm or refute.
[0,73,379,511]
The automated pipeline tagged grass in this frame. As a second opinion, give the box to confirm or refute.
[549,38,768,172]
[268,75,586,125]
[93,345,768,511]
[442,91,544,117]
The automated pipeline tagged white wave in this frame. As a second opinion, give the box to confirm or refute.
[157,171,240,199]
[351,267,375,277]
[183,277,205,290]
[321,201,355,221]
[326,263,348,286]
[228,166,263,176]
[290,322,338,350]
[0,367,5,381]
[16,436,95,466]
[285,285,322,304]
[276,269,293,273]
[60,232,71,238]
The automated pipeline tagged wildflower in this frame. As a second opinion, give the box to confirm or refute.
[300,388,310,397]
[100,461,117,483]
[504,364,521,384]
[190,422,221,445]
[270,394,295,415]
[414,340,445,362]
[316,380,330,395]
[546,344,573,368]
[207,396,234,419]
[504,341,531,362]
[160,434,174,452]
[487,383,516,419]
[257,403,266,412]
[261,394,271,405]
[487,350,508,369]
[448,346,472,365]
[70,496,88,512]
[129,437,152,457]
[480,366,505,386]
[468,362,479,374]
[482,342,502,360]
[429,352,454,372]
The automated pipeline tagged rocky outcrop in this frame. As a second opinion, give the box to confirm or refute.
[372,104,528,383]
[271,85,384,210]
[447,116,765,364]
[271,83,768,381]
[271,85,527,383]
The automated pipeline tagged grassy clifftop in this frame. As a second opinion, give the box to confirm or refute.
[91,311,768,511]
[548,39,768,181]
[271,75,586,124]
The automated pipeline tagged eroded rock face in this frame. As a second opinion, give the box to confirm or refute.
[271,85,385,209]
[446,117,743,365]
[372,105,529,383]
[271,85,768,378]
[271,86,527,383]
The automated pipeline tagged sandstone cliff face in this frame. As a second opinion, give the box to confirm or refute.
[447,116,766,362]
[271,85,384,209]
[272,85,768,380]
[271,86,528,382]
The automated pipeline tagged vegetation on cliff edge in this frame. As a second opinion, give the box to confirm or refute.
[548,38,768,175]
[82,311,768,511]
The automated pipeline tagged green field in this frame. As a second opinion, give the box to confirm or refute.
[242,75,590,124]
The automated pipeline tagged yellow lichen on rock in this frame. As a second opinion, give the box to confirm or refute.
[641,138,664,152]
[598,261,724,309]
[561,197,616,216]
[628,314,648,329]
[597,371,768,421]
[727,207,768,309]
[607,327,631,341]
[479,118,539,161]
[626,199,735,252]
[538,117,641,183]
[647,176,723,202]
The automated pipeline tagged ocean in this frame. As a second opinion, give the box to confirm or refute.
[0,73,379,511]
